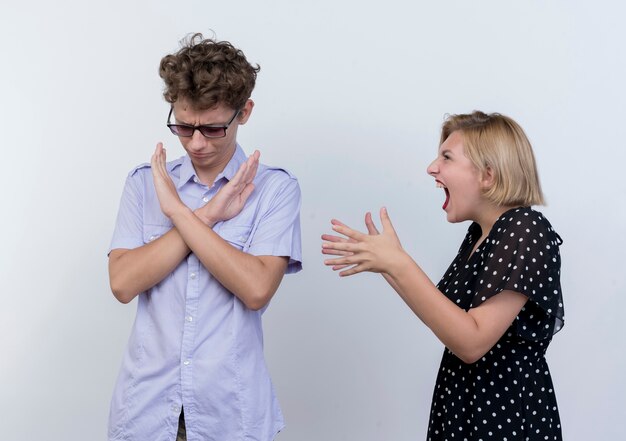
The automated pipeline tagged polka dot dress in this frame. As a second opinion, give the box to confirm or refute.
[428,207,565,441]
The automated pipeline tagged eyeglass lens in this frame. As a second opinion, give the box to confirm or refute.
[169,125,226,138]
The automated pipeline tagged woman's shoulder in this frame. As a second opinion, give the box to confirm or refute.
[493,207,560,241]
[498,206,546,226]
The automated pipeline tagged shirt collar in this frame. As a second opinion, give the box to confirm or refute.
[218,144,247,182]
[176,144,247,189]
[176,155,196,189]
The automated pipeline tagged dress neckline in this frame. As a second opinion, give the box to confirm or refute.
[464,206,529,262]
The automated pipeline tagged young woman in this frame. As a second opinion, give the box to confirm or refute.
[322,111,564,440]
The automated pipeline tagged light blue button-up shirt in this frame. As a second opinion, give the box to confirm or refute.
[108,145,302,441]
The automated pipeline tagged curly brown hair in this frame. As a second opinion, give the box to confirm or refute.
[159,33,260,110]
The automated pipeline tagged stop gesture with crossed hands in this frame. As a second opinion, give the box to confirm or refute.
[150,142,260,226]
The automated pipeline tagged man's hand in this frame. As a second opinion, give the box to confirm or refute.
[195,150,260,227]
[151,142,189,219]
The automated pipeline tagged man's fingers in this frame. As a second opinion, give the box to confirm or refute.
[239,183,255,203]
[244,151,260,184]
[250,150,260,165]
[153,142,167,175]
[229,150,260,193]
[151,143,161,168]
[230,161,249,187]
[160,147,167,170]
[243,149,261,176]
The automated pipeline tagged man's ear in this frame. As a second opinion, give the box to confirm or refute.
[237,99,254,124]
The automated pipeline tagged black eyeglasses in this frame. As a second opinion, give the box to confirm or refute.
[166,107,240,138]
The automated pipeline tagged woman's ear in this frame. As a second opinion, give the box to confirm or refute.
[480,166,495,190]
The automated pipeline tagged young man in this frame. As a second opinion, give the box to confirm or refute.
[107,34,301,441]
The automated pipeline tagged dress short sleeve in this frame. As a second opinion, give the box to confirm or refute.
[469,207,564,340]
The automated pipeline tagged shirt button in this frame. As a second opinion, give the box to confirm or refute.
[193,176,199,183]
[171,405,179,413]
[203,196,209,203]
[190,272,197,279]
[149,235,156,241]
[186,316,193,322]
[183,360,191,366]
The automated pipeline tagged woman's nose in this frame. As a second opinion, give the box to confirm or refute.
[426,159,438,176]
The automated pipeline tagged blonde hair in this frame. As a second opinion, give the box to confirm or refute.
[440,111,545,206]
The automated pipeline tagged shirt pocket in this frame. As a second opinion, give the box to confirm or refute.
[142,224,172,244]
[219,224,253,250]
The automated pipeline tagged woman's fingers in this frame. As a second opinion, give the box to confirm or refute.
[323,255,352,266]
[321,234,353,256]
[380,207,396,233]
[321,234,347,243]
[321,248,352,257]
[321,240,356,253]
[331,221,366,241]
[330,219,347,227]
[365,212,380,235]
[338,264,365,277]
[321,215,379,277]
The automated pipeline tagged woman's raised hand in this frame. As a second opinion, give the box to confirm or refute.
[322,207,405,277]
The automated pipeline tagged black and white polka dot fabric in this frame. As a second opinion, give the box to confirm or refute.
[428,207,564,440]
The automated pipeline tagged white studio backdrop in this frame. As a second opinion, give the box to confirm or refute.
[1,1,625,439]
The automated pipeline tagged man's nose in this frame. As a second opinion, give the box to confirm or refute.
[188,130,207,150]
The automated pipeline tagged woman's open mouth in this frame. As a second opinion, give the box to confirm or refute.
[436,181,450,210]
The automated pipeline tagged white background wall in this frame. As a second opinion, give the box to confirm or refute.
[1,1,625,439]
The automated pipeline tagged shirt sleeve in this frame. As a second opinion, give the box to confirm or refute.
[246,173,302,274]
[469,208,564,340]
[108,171,145,254]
